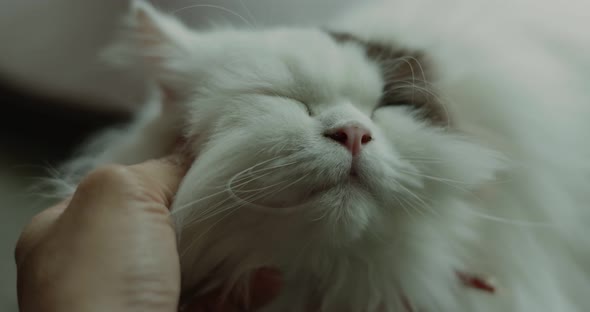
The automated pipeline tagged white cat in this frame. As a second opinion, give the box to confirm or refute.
[58,0,590,311]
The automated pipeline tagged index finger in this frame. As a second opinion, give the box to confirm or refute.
[128,153,191,207]
[14,197,70,266]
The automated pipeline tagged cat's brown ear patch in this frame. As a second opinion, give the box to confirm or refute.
[328,31,448,126]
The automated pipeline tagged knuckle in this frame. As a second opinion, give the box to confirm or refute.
[76,164,132,193]
[14,220,38,265]
[14,230,30,265]
[14,206,63,265]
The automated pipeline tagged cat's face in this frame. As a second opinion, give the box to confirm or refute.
[177,27,432,241]
[168,26,445,243]
[116,1,502,285]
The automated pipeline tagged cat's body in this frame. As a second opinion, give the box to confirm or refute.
[58,0,590,311]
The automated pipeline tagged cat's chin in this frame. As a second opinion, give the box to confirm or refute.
[309,176,364,197]
[230,166,372,214]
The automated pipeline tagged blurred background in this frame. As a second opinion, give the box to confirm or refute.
[0,0,366,310]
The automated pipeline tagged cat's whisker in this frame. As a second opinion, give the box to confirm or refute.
[182,196,235,226]
[398,58,417,105]
[180,206,238,259]
[228,173,311,213]
[391,192,419,220]
[191,188,268,225]
[379,78,430,88]
[461,208,555,228]
[405,55,428,82]
[236,0,259,28]
[224,156,285,182]
[184,184,293,251]
[237,155,287,171]
[229,170,279,188]
[401,159,448,164]
[175,158,297,213]
[399,190,431,218]
[171,187,233,214]
[182,185,269,228]
[382,83,435,98]
[403,171,475,195]
[311,202,334,222]
[171,4,255,28]
[392,180,429,211]
[398,169,476,187]
[227,162,299,191]
[392,170,551,227]
[232,179,291,194]
[246,160,300,175]
[179,157,304,224]
[406,191,439,217]
[384,175,440,218]
[401,155,446,163]
[399,155,448,161]
[379,72,453,127]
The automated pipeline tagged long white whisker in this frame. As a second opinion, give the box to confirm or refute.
[182,196,235,226]
[172,187,230,213]
[227,161,298,191]
[398,169,477,187]
[228,173,311,213]
[393,180,429,211]
[232,180,290,193]
[183,182,299,254]
[391,192,418,220]
[179,205,237,258]
[171,4,255,28]
[175,159,296,213]
[462,209,555,228]
[236,0,258,27]
[400,58,416,105]
[177,156,302,220]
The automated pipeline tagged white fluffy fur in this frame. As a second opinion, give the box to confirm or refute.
[58,0,590,311]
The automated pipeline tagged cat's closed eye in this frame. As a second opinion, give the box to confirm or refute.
[377,97,416,109]
[257,89,312,116]
[374,91,446,125]
[374,88,427,111]
[282,95,312,116]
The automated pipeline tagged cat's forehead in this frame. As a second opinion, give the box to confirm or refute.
[200,28,384,104]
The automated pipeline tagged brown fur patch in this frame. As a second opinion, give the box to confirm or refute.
[328,31,447,125]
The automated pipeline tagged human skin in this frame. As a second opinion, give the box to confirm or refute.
[14,155,281,312]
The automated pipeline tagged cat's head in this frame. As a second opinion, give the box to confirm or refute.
[110,0,503,289]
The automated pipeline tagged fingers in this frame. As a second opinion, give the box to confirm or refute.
[128,154,190,207]
[15,153,189,266]
[14,198,70,266]
[71,154,188,212]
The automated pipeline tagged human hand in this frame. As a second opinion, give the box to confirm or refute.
[15,156,281,312]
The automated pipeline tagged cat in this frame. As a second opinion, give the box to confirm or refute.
[56,0,590,311]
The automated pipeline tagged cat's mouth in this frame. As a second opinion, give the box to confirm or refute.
[308,170,365,198]
[227,157,369,211]
[349,162,360,177]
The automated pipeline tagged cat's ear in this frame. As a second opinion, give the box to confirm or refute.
[104,0,196,97]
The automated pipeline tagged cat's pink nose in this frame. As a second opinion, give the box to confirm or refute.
[325,126,372,156]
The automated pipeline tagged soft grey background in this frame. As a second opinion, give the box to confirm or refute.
[0,0,366,311]
[0,0,360,114]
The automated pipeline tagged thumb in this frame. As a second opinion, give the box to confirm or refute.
[16,154,190,266]
[68,153,190,214]
[126,154,191,208]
